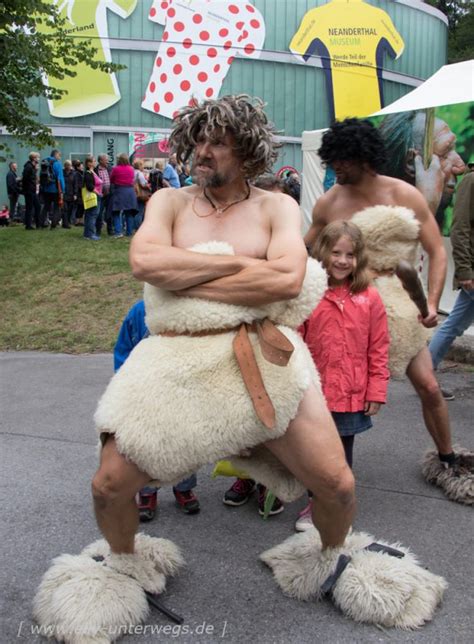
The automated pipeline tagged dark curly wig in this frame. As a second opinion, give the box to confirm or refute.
[318,118,387,173]
[169,95,281,180]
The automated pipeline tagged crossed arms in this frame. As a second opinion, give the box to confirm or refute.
[130,189,307,306]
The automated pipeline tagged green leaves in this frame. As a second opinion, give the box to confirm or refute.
[0,0,125,156]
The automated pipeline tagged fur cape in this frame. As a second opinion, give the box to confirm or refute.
[352,206,431,378]
[94,242,327,501]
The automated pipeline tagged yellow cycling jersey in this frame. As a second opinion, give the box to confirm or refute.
[290,0,404,119]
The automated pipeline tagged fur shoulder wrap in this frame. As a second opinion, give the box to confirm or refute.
[352,205,420,272]
[144,241,327,334]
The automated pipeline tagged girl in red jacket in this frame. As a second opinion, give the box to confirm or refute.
[296,220,390,531]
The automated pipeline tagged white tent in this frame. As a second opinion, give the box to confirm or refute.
[373,60,474,115]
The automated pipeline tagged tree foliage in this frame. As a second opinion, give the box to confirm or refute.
[0,0,124,153]
[426,0,474,62]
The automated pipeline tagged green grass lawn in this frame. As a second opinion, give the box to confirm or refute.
[0,224,142,353]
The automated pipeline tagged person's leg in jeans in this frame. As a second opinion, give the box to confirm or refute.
[429,288,474,369]
[84,206,99,239]
[95,196,103,236]
[113,210,123,236]
[67,200,77,226]
[105,196,114,235]
[62,201,70,228]
[125,209,136,236]
[134,201,145,230]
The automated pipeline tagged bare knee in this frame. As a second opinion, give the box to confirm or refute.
[312,466,355,508]
[91,469,130,507]
[413,373,443,405]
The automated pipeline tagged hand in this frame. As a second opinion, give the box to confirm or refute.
[364,401,381,416]
[418,303,438,328]
[459,279,474,291]
[414,153,444,215]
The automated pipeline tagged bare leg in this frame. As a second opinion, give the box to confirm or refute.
[91,435,153,554]
[265,384,355,549]
[406,347,453,454]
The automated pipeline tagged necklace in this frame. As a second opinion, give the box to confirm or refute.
[192,181,251,218]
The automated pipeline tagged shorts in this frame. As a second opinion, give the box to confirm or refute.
[331,411,372,437]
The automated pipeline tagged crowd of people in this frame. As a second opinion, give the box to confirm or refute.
[3,150,204,238]
[4,149,301,240]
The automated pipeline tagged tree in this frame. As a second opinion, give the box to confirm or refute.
[0,0,124,155]
[426,0,474,62]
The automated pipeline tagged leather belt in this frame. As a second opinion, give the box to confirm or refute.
[159,319,294,430]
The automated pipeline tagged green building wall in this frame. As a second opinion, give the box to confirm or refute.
[1,0,448,204]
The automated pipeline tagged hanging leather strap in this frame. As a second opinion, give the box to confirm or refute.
[160,318,294,430]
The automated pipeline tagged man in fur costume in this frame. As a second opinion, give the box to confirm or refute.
[34,99,449,641]
[305,118,473,504]
[93,95,355,554]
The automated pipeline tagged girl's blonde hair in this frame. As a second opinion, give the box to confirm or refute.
[312,220,371,293]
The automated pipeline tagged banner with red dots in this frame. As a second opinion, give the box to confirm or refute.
[142,0,265,119]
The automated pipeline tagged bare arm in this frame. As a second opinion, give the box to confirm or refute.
[397,183,447,326]
[178,194,307,306]
[304,195,329,250]
[130,189,252,290]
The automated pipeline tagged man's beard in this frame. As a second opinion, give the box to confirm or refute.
[191,162,227,188]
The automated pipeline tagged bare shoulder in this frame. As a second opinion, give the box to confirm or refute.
[383,175,428,216]
[253,186,301,225]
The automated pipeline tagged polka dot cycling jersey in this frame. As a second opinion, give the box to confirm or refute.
[143,0,265,119]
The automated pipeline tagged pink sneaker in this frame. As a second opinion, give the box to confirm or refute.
[295,500,313,532]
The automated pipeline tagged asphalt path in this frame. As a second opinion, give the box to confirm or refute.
[1,352,473,643]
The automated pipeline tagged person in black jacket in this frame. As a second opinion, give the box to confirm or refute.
[6,161,21,221]
[22,152,42,230]
[63,160,79,229]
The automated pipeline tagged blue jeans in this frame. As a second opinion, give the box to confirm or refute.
[113,209,136,236]
[141,474,197,495]
[83,206,99,239]
[429,287,474,369]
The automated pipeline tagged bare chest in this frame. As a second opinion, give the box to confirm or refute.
[328,189,399,221]
[172,202,271,258]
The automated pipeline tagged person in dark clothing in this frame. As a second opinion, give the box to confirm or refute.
[149,161,165,194]
[6,161,21,221]
[22,152,42,230]
[95,154,112,236]
[72,159,84,226]
[40,149,65,229]
[62,160,78,229]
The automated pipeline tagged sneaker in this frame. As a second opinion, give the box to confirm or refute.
[173,489,200,514]
[257,485,284,516]
[137,487,158,522]
[295,501,313,532]
[441,388,455,401]
[223,478,256,506]
[114,233,124,239]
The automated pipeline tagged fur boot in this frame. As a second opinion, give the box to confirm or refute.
[261,529,447,629]
[33,534,183,643]
[421,446,474,505]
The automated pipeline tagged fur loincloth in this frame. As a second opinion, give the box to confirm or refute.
[95,242,327,499]
[352,206,430,378]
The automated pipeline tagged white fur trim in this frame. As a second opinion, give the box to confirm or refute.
[421,446,474,505]
[375,276,431,378]
[352,206,420,272]
[260,529,447,629]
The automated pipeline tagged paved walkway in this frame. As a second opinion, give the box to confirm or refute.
[1,352,472,643]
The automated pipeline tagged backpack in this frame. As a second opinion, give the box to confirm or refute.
[39,158,55,188]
